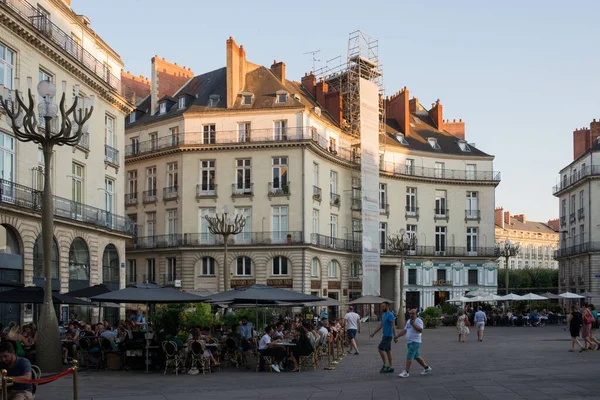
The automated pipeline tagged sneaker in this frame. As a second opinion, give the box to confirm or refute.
[354,351,360,355]
[271,364,281,373]
[384,366,394,373]
[398,370,409,378]
[421,366,432,375]
[380,365,388,373]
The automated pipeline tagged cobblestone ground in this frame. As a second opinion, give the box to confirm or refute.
[37,324,600,399]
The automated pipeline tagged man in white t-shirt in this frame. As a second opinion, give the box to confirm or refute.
[344,306,361,355]
[258,326,285,373]
[394,308,432,378]
[317,321,329,343]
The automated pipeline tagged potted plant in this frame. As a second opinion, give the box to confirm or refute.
[282,184,289,194]
[286,233,292,244]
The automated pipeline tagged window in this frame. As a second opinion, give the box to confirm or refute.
[313,163,319,186]
[579,190,584,211]
[428,138,440,150]
[311,258,320,277]
[272,157,288,189]
[467,227,478,253]
[203,124,216,144]
[330,171,338,195]
[127,171,137,198]
[178,97,186,109]
[379,222,387,251]
[406,224,417,239]
[406,187,417,213]
[105,114,115,148]
[435,190,447,216]
[127,260,136,284]
[209,94,220,107]
[395,133,409,145]
[199,208,216,244]
[272,206,288,243]
[166,257,177,282]
[408,269,417,285]
[236,257,252,276]
[272,256,288,275]
[379,184,387,211]
[242,94,253,105]
[468,270,478,285]
[580,224,585,245]
[274,120,287,140]
[72,163,84,207]
[105,178,114,216]
[570,194,576,214]
[159,102,167,114]
[0,133,14,190]
[458,140,470,152]
[561,199,566,219]
[149,132,158,150]
[434,162,444,178]
[167,162,178,189]
[436,269,447,282]
[130,137,139,154]
[312,209,319,236]
[466,191,478,218]
[405,159,415,175]
[435,226,446,254]
[145,258,156,282]
[329,137,337,153]
[146,167,156,192]
[200,160,216,192]
[276,92,288,103]
[328,260,340,279]
[466,164,476,180]
[350,262,361,278]
[330,214,338,241]
[201,257,215,275]
[238,122,251,142]
[146,212,156,236]
[129,112,136,123]
[0,44,15,89]
[169,127,179,145]
[235,159,251,193]
[166,209,178,235]
[234,207,251,243]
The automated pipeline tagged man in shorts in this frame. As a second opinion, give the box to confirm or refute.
[474,306,487,342]
[370,301,396,373]
[344,306,361,355]
[394,308,432,378]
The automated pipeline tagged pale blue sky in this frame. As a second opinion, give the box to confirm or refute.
[73,0,600,222]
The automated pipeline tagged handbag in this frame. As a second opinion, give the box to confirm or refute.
[584,310,594,325]
[464,316,471,327]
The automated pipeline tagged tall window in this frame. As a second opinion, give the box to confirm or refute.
[0,44,15,90]
[235,207,252,243]
[166,162,178,189]
[169,127,179,146]
[435,190,447,216]
[200,208,216,244]
[311,258,320,277]
[0,133,15,190]
[105,178,114,215]
[580,224,585,245]
[274,120,287,140]
[146,167,156,192]
[236,257,252,276]
[105,114,115,148]
[408,269,417,285]
[146,258,156,282]
[435,226,446,254]
[130,137,139,154]
[128,170,137,197]
[330,214,338,240]
[570,194,576,215]
[329,260,339,279]
[466,164,476,180]
[434,162,444,178]
[166,209,178,235]
[200,160,216,192]
[312,209,319,236]
[468,269,478,285]
[272,256,288,275]
[379,184,387,210]
[561,199,566,219]
[235,159,251,193]
[127,260,136,284]
[313,163,319,186]
[579,190,584,211]
[203,124,216,144]
[350,262,361,278]
[467,227,478,253]
[72,163,84,204]
[406,224,417,253]
[379,222,387,251]
[238,122,251,142]
[272,206,288,243]
[146,212,156,236]
[272,157,288,189]
[405,159,415,175]
[149,132,158,150]
[330,171,338,195]
[466,191,478,218]
[406,187,417,213]
[166,257,177,282]
[201,257,215,275]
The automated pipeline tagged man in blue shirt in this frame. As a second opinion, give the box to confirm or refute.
[320,308,328,321]
[0,341,33,400]
[370,301,396,373]
[474,306,487,342]
[136,311,147,331]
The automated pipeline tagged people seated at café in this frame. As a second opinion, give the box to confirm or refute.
[258,325,286,373]
[288,323,315,372]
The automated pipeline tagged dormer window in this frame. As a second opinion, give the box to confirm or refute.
[428,138,440,150]
[241,92,254,105]
[209,94,220,107]
[129,112,136,123]
[276,90,288,104]
[159,102,167,115]
[395,133,408,146]
[313,107,322,117]
[178,97,186,109]
[457,140,471,152]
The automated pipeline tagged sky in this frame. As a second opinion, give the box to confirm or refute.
[72,0,600,223]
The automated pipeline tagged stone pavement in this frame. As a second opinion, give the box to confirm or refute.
[37,324,600,399]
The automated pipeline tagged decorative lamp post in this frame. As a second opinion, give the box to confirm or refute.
[387,229,418,328]
[497,238,520,295]
[205,206,247,291]
[0,78,93,372]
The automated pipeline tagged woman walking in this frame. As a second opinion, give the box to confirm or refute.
[582,303,599,350]
[456,311,469,342]
[568,306,585,353]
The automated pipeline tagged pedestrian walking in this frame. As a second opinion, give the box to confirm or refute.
[474,306,487,342]
[370,301,396,373]
[394,308,432,378]
[456,310,469,342]
[582,303,599,350]
[567,306,585,353]
[344,306,361,355]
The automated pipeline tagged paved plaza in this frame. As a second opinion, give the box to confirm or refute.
[38,325,600,400]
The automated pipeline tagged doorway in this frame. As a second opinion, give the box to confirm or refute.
[406,291,420,312]
[328,291,339,321]
[434,291,449,306]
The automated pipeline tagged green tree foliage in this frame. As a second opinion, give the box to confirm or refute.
[497,267,558,294]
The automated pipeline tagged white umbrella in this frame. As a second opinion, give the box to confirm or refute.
[520,293,548,301]
[559,292,584,299]
[464,296,485,303]
[466,289,488,297]
[479,294,504,302]
[501,294,524,301]
[447,296,470,303]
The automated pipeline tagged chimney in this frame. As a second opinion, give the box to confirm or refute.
[121,71,151,105]
[514,214,526,224]
[301,73,316,97]
[150,56,194,115]
[503,211,511,225]
[270,60,286,84]
[443,119,466,140]
[386,87,410,136]
[547,218,560,232]
[226,37,248,108]
[316,80,328,108]
[590,119,600,151]
[494,207,504,229]
[409,97,419,113]
[573,127,591,160]
[428,99,443,131]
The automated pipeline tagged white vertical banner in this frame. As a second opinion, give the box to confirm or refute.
[359,78,381,296]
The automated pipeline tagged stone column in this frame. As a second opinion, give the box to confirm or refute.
[394,265,401,318]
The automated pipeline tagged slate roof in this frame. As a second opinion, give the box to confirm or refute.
[495,218,559,234]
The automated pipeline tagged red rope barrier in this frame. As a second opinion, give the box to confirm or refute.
[11,368,73,385]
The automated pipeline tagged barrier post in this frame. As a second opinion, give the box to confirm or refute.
[323,340,335,370]
[1,369,7,400]
[72,360,79,400]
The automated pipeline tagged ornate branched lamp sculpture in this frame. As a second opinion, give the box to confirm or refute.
[387,229,418,327]
[496,238,520,295]
[0,78,93,372]
[205,206,247,291]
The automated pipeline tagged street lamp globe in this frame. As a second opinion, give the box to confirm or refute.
[37,79,56,98]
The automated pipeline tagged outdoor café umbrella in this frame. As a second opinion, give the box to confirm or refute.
[540,292,561,300]
[203,284,322,305]
[519,293,548,301]
[501,293,524,301]
[580,292,600,299]
[90,283,206,304]
[65,284,111,298]
[447,296,470,303]
[479,294,504,302]
[348,295,393,305]
[466,289,488,297]
[0,279,23,288]
[0,286,92,305]
[559,292,585,299]
[309,297,341,307]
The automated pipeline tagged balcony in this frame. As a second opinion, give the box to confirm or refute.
[569,213,576,224]
[0,0,122,91]
[312,186,322,201]
[351,197,362,211]
[232,183,253,197]
[0,178,133,234]
[196,184,217,198]
[163,186,179,201]
[162,273,181,287]
[381,160,501,183]
[76,132,90,152]
[554,242,600,258]
[311,234,361,252]
[330,193,341,207]
[142,189,157,204]
[124,193,138,206]
[553,165,600,195]
[128,231,304,249]
[432,280,453,286]
[104,145,119,167]
[388,246,499,258]
[465,209,481,222]
[268,182,290,197]
[405,206,419,220]
[434,208,449,221]
[578,208,585,220]
[379,203,389,215]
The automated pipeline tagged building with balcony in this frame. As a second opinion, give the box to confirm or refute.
[494,208,559,270]
[123,36,500,316]
[0,0,134,324]
[553,119,600,294]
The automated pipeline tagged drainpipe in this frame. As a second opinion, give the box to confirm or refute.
[301,124,306,294]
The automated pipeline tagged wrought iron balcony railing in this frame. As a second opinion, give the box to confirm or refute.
[578,208,585,220]
[553,165,600,195]
[268,182,290,197]
[124,192,138,206]
[312,186,322,201]
[128,231,304,249]
[351,197,362,211]
[142,189,157,204]
[310,234,361,252]
[76,132,89,151]
[554,242,600,258]
[465,209,481,221]
[104,145,119,166]
[196,184,217,198]
[163,186,179,201]
[405,206,419,219]
[379,203,390,215]
[330,192,341,207]
[232,183,253,197]
[434,208,449,221]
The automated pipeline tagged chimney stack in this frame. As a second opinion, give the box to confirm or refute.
[409,97,419,113]
[503,211,511,225]
[428,99,443,131]
[150,55,194,115]
[513,214,526,224]
[301,73,316,97]
[226,37,249,108]
[386,87,410,136]
[270,60,286,84]
[494,207,504,229]
[547,218,560,232]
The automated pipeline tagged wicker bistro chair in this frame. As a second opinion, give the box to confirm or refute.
[189,341,211,374]
[31,364,40,399]
[162,341,183,375]
[76,337,93,368]
[222,337,243,368]
[298,341,318,372]
[255,351,274,372]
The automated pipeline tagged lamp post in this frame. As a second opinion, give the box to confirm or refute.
[387,229,418,328]
[205,206,247,291]
[0,79,93,372]
[497,238,520,295]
